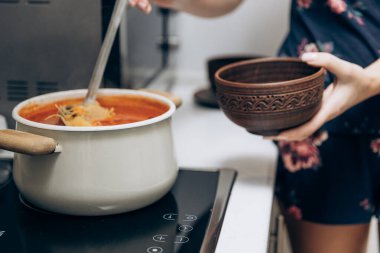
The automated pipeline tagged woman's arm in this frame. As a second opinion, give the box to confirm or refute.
[129,0,243,17]
[267,52,380,141]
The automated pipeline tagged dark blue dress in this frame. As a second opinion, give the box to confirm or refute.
[279,0,380,134]
[275,0,380,224]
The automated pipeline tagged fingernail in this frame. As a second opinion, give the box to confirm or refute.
[301,53,317,61]
[138,1,147,9]
[129,0,136,6]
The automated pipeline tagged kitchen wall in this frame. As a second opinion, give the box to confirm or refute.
[174,0,291,76]
[126,0,291,84]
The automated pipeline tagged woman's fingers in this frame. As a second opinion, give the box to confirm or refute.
[265,85,335,141]
[301,52,363,79]
[129,0,152,13]
[269,107,328,141]
[265,53,371,141]
[129,0,138,6]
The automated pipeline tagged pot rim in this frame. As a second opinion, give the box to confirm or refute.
[12,89,176,132]
[214,57,324,89]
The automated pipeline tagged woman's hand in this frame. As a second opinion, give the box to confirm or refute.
[128,0,153,14]
[129,0,242,17]
[267,52,380,141]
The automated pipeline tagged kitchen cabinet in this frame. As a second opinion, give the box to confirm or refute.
[268,199,291,253]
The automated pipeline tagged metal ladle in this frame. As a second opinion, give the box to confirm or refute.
[54,0,129,126]
[57,0,181,126]
[85,0,129,103]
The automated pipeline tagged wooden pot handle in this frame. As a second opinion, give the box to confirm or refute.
[139,89,182,108]
[0,129,58,156]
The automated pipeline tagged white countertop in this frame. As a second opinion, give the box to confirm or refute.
[153,73,278,253]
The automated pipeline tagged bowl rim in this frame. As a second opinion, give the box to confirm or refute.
[207,54,264,63]
[214,57,324,88]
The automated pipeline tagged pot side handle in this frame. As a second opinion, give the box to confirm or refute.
[139,89,182,108]
[0,129,58,156]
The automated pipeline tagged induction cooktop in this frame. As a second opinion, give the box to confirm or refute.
[0,160,236,253]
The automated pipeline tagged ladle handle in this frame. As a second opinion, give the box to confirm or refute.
[85,0,129,103]
[0,129,58,156]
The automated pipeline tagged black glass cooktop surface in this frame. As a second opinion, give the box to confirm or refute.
[0,160,236,253]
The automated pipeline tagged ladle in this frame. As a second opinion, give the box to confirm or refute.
[56,0,129,126]
[56,0,182,127]
[86,0,129,103]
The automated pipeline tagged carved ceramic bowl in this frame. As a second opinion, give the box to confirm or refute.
[215,57,325,136]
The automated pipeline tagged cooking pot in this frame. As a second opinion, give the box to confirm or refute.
[0,89,179,216]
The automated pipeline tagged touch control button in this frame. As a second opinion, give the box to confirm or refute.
[184,214,197,222]
[163,213,178,221]
[153,234,168,242]
[174,236,189,244]
[147,246,163,253]
[178,225,193,232]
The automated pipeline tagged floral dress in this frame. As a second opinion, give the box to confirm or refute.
[275,0,380,223]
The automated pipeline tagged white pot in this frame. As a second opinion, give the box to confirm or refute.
[0,89,179,216]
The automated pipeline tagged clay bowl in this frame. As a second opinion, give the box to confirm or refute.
[215,57,325,136]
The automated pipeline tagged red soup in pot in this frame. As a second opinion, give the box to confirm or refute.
[19,94,170,126]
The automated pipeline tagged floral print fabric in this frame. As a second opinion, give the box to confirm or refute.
[327,0,348,15]
[296,0,365,24]
[371,138,380,155]
[276,134,380,224]
[279,0,380,134]
[278,131,328,172]
[275,1,380,223]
